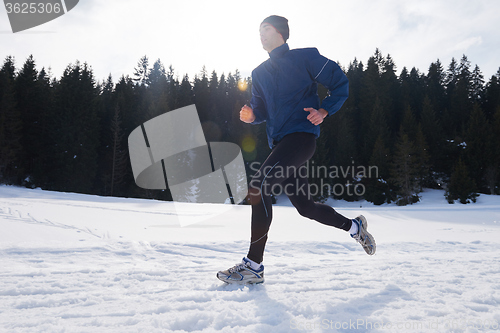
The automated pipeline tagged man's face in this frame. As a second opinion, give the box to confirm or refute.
[259,23,284,53]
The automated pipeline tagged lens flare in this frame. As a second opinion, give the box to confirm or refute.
[238,79,248,92]
[242,136,256,153]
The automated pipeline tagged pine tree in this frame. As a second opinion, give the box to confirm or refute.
[193,66,210,129]
[166,65,179,110]
[330,110,357,168]
[178,74,193,108]
[464,104,493,192]
[206,70,223,141]
[483,73,500,119]
[443,58,459,137]
[32,67,54,187]
[133,55,149,86]
[148,59,167,87]
[408,68,425,118]
[225,71,241,143]
[488,107,500,194]
[322,108,356,201]
[365,97,390,157]
[209,70,218,102]
[1,56,16,78]
[360,94,389,203]
[345,58,364,134]
[446,158,478,204]
[114,75,142,196]
[381,54,400,133]
[445,58,459,92]
[95,74,115,195]
[400,105,418,141]
[147,59,169,119]
[15,55,42,184]
[390,128,419,205]
[414,124,430,190]
[115,75,139,133]
[425,60,446,116]
[49,61,100,193]
[420,95,445,173]
[0,56,22,184]
[470,64,484,104]
[359,54,381,161]
[109,105,127,196]
[217,73,233,140]
[364,135,392,205]
[451,55,473,133]
[398,66,411,126]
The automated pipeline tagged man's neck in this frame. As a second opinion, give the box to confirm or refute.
[266,41,285,53]
[268,43,289,59]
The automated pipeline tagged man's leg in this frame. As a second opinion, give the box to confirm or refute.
[284,172,352,230]
[246,132,318,264]
[217,134,375,283]
[283,160,376,257]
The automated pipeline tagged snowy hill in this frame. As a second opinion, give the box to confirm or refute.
[1,185,499,332]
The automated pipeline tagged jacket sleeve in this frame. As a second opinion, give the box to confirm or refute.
[249,74,267,124]
[307,49,349,117]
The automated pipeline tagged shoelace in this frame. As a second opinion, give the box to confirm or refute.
[352,232,366,243]
[228,262,248,274]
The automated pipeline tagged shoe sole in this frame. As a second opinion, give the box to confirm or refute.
[358,215,376,255]
[220,279,265,285]
[216,272,265,285]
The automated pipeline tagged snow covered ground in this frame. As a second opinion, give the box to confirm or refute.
[1,185,499,332]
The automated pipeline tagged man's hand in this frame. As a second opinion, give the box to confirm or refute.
[304,107,328,126]
[240,105,256,123]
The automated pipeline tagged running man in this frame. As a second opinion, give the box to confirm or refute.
[217,15,376,284]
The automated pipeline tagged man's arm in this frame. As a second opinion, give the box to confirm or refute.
[307,49,349,117]
[248,76,267,124]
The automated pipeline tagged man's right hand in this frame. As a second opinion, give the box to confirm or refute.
[240,105,256,123]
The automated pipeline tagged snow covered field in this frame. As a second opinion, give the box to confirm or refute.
[1,185,500,332]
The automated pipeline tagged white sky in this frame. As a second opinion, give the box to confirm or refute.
[1,0,499,83]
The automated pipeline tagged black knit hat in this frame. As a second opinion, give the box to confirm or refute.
[261,15,289,42]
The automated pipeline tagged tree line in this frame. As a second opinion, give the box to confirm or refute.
[0,50,499,205]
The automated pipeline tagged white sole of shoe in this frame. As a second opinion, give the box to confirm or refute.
[216,273,264,285]
[358,215,376,255]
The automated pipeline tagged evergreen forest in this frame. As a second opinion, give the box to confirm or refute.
[1,50,499,205]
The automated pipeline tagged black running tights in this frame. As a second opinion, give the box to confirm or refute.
[246,132,352,264]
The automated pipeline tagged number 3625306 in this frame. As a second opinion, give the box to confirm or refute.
[5,2,62,14]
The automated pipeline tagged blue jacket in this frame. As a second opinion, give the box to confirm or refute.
[250,43,349,148]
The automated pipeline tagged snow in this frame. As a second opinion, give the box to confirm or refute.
[1,185,500,332]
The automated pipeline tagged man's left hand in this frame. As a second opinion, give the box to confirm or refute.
[304,108,328,126]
